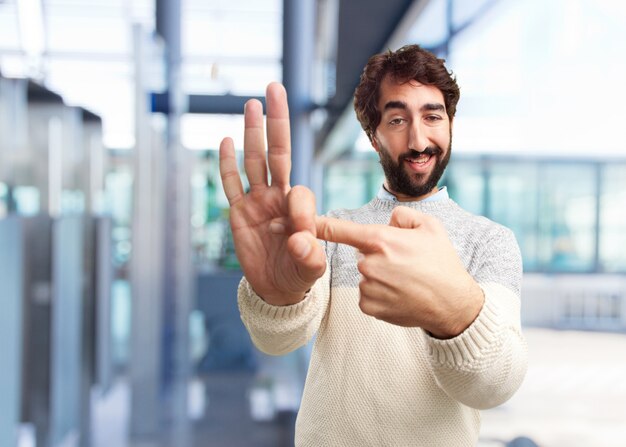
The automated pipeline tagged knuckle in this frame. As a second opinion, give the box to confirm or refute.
[356,258,370,276]
[358,295,372,315]
[368,228,386,250]
[311,255,326,273]
[227,192,244,206]
[425,214,441,227]
[290,184,310,197]
[391,206,407,220]
[221,169,240,180]
[322,223,335,243]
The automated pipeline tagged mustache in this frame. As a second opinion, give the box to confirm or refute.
[400,146,443,159]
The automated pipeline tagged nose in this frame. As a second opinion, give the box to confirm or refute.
[408,121,429,152]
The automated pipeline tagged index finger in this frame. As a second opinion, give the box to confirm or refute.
[266,82,291,188]
[315,216,382,252]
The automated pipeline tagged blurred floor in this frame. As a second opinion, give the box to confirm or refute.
[91,371,294,447]
[479,328,626,447]
[193,371,295,447]
[91,328,626,447]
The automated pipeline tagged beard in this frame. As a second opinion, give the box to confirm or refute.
[377,141,451,198]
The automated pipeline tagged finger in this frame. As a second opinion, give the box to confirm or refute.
[357,288,384,319]
[269,217,288,235]
[219,137,245,206]
[288,185,316,234]
[243,99,269,189]
[388,206,425,229]
[315,216,382,252]
[266,82,291,188]
[287,231,327,282]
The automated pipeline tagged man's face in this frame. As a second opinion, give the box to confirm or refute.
[372,76,452,201]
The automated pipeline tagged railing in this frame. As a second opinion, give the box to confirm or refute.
[522,274,626,331]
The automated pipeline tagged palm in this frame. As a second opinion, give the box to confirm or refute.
[230,188,312,298]
[220,83,325,305]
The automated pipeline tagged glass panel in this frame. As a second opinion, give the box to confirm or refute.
[405,0,448,48]
[13,186,40,215]
[183,13,281,59]
[181,60,281,96]
[182,0,282,97]
[536,164,597,272]
[104,166,133,267]
[0,2,21,50]
[323,157,383,213]
[0,182,7,218]
[599,164,626,272]
[0,218,24,447]
[488,160,539,271]
[444,157,485,216]
[190,147,246,269]
[181,113,246,150]
[46,16,130,54]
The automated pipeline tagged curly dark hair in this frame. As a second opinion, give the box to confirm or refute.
[353,44,460,142]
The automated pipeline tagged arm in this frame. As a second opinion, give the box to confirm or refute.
[238,263,331,356]
[315,208,527,409]
[426,227,527,409]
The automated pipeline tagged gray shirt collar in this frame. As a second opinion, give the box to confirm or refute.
[376,185,449,202]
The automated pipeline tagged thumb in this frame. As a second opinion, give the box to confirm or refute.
[388,206,425,229]
[287,231,327,283]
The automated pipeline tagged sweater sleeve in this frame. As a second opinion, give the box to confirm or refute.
[425,227,528,410]
[237,264,331,356]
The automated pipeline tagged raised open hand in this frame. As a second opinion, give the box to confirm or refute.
[219,83,326,306]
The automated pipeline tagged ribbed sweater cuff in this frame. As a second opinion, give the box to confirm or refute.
[427,284,502,368]
[238,277,314,321]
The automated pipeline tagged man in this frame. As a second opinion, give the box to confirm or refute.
[219,45,527,446]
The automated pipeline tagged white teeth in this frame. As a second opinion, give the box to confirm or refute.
[406,154,431,164]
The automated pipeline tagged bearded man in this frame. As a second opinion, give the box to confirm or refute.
[219,44,528,446]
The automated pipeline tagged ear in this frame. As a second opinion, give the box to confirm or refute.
[371,133,381,153]
[449,118,454,135]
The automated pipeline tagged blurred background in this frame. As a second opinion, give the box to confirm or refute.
[1,0,626,446]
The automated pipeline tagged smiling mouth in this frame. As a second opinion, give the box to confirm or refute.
[404,153,433,165]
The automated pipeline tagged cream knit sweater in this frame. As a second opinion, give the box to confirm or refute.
[238,197,528,446]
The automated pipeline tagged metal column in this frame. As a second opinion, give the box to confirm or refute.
[283,0,316,188]
[0,217,24,447]
[130,24,165,441]
[158,0,193,444]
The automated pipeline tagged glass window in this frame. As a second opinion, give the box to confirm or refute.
[536,164,597,272]
[13,185,40,216]
[182,0,282,97]
[181,113,246,150]
[0,182,7,218]
[105,165,133,267]
[599,164,626,272]
[324,161,370,213]
[444,157,485,216]
[488,160,539,271]
[322,154,384,213]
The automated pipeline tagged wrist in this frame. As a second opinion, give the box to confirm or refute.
[428,281,485,339]
[258,289,310,306]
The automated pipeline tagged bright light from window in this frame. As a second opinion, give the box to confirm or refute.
[181,114,248,150]
[16,0,45,57]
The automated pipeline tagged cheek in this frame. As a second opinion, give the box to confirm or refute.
[434,130,451,150]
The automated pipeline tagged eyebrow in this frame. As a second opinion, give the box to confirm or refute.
[382,101,445,113]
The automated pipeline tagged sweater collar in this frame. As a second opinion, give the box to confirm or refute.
[376,185,449,203]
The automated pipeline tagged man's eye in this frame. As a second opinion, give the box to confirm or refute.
[425,115,442,121]
[389,118,404,125]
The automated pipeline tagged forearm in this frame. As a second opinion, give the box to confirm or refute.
[426,282,528,410]
[238,266,330,356]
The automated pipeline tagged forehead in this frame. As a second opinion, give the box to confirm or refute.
[378,76,445,110]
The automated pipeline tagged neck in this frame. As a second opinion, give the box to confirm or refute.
[383,183,439,202]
